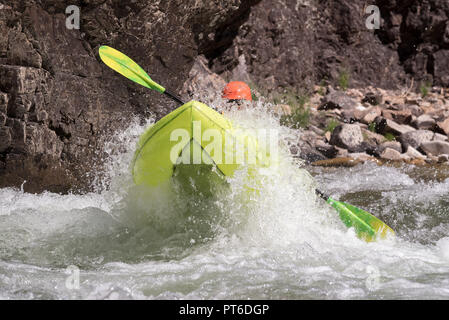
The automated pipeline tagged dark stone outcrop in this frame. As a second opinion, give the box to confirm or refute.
[0,0,258,193]
[209,0,449,92]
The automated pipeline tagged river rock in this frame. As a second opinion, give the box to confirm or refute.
[438,154,449,163]
[379,141,402,153]
[311,157,363,167]
[319,91,359,110]
[315,140,338,159]
[434,133,449,142]
[382,109,413,125]
[380,148,403,161]
[362,92,382,105]
[374,117,415,136]
[361,129,386,145]
[360,106,382,124]
[404,146,426,160]
[413,114,436,130]
[437,118,449,136]
[329,124,363,151]
[420,141,449,157]
[399,130,435,149]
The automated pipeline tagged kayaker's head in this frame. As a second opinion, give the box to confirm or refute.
[222,81,252,109]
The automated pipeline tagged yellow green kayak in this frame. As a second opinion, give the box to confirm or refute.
[132,100,269,188]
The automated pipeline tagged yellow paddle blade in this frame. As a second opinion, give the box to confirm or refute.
[327,197,395,242]
[99,46,165,93]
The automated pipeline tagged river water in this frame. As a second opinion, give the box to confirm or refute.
[1,102,449,299]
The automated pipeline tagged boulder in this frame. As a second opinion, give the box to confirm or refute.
[434,133,449,142]
[380,148,403,161]
[382,109,412,125]
[319,91,359,110]
[329,124,363,151]
[362,92,383,105]
[361,128,386,145]
[437,118,449,136]
[438,154,449,163]
[404,146,426,160]
[412,114,436,130]
[420,141,449,157]
[315,140,338,158]
[374,116,415,136]
[360,106,382,124]
[379,141,402,153]
[399,130,435,150]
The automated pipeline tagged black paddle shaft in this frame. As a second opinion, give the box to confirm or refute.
[315,189,329,201]
[164,89,184,105]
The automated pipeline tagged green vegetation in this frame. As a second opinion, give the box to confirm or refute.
[384,132,396,141]
[420,81,431,98]
[325,118,339,133]
[338,69,350,91]
[317,79,327,96]
[276,89,311,129]
[368,122,376,133]
[280,107,311,129]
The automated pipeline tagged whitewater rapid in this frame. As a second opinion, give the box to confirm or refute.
[1,100,449,299]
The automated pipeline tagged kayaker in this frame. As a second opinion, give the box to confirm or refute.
[220,81,252,111]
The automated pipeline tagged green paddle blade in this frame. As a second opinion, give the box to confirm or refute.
[99,46,165,93]
[327,197,395,242]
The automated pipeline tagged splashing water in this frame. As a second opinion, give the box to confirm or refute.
[1,99,449,299]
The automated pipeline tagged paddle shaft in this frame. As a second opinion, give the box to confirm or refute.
[164,89,184,105]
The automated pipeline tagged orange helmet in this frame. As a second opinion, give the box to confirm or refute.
[222,81,252,101]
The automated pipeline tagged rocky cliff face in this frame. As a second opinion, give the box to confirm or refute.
[0,0,448,193]
[210,0,449,91]
[0,0,258,193]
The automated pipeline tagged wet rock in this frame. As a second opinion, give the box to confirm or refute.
[315,140,338,159]
[438,154,449,163]
[291,140,326,163]
[311,157,363,167]
[421,141,449,157]
[347,152,377,162]
[330,124,363,151]
[399,130,435,150]
[404,146,427,160]
[380,148,403,161]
